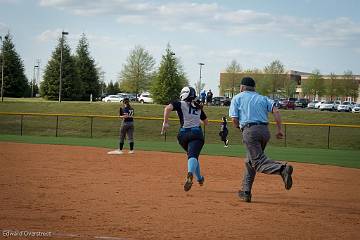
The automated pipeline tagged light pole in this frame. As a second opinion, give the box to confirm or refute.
[59,31,68,102]
[32,64,39,97]
[0,36,5,102]
[198,62,204,93]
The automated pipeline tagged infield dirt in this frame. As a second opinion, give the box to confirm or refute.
[0,142,359,239]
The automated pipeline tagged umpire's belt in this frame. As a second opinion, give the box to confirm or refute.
[180,126,201,132]
[241,122,268,131]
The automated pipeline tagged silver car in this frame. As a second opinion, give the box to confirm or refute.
[307,101,318,109]
[337,101,353,112]
[308,101,318,108]
[352,104,360,113]
[102,95,124,103]
[319,101,335,111]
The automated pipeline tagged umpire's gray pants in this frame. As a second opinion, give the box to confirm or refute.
[241,125,284,192]
[120,122,134,143]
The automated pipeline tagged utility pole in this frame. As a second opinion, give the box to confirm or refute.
[59,31,69,102]
[198,62,204,94]
[32,63,39,97]
[0,36,5,102]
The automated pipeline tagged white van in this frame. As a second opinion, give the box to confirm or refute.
[138,92,153,104]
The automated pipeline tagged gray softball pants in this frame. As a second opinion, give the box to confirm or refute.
[120,122,134,143]
[241,125,284,192]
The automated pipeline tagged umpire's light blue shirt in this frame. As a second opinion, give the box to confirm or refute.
[229,91,275,128]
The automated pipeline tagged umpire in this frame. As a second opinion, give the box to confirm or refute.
[229,77,293,202]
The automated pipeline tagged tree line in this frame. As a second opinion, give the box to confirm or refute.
[1,32,358,103]
[223,60,359,101]
[0,33,188,104]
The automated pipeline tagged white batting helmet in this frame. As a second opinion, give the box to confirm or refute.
[180,86,197,101]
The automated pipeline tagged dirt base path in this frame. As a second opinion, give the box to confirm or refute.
[0,142,359,240]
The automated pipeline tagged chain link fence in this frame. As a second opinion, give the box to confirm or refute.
[1,112,360,150]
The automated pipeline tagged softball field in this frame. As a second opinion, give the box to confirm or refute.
[0,142,359,239]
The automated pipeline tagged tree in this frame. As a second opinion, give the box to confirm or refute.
[263,60,285,98]
[283,77,297,98]
[226,60,242,97]
[119,45,155,97]
[151,45,188,104]
[243,68,262,73]
[75,34,101,100]
[41,36,81,100]
[0,33,29,97]
[106,81,119,95]
[326,73,338,100]
[342,70,358,101]
[302,69,325,100]
[256,76,272,96]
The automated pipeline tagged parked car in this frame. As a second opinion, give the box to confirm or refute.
[212,96,231,106]
[315,100,325,109]
[127,93,137,101]
[337,101,353,112]
[102,95,124,103]
[279,99,295,110]
[307,101,318,109]
[319,101,336,111]
[138,92,153,104]
[352,104,360,113]
[96,93,108,101]
[333,100,341,109]
[295,98,309,108]
[273,99,281,108]
[117,93,136,101]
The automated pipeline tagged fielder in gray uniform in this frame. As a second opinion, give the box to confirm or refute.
[108,98,135,155]
[229,77,293,202]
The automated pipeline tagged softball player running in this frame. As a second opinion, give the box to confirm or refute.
[108,98,135,154]
[161,87,208,191]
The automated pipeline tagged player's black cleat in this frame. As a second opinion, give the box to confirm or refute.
[238,190,252,202]
[198,176,205,186]
[184,172,193,192]
[281,164,293,190]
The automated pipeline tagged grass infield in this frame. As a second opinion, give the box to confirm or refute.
[0,134,359,169]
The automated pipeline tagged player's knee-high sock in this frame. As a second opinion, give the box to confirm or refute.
[129,142,134,150]
[195,160,202,181]
[119,142,124,150]
[187,157,198,175]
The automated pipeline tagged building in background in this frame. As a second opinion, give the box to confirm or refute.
[219,70,360,103]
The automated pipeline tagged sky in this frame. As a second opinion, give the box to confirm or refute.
[1,0,360,96]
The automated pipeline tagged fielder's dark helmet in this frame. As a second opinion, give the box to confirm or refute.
[180,86,197,102]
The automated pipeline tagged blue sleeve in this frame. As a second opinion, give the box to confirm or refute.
[171,101,181,111]
[229,97,239,118]
[265,97,275,112]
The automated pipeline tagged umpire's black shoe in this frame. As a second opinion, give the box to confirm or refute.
[198,176,205,186]
[281,164,293,190]
[184,172,193,192]
[238,190,252,202]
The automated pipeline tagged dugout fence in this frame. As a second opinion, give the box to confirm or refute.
[0,112,359,150]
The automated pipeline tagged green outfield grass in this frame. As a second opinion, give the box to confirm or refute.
[0,134,359,169]
[0,99,360,150]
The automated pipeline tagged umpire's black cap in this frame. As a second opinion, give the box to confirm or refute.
[241,77,256,87]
